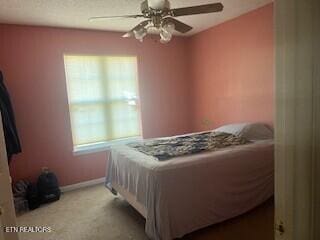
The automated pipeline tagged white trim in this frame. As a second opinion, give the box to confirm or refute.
[60,177,105,193]
[73,136,142,156]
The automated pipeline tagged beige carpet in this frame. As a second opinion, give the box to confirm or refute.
[17,184,274,240]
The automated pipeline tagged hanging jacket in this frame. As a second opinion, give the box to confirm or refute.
[0,71,21,163]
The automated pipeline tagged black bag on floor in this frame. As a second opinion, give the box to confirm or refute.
[37,168,61,204]
[26,183,40,210]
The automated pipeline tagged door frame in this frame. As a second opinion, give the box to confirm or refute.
[0,112,19,240]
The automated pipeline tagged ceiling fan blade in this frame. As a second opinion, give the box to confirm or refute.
[163,17,192,33]
[171,3,223,17]
[122,20,150,38]
[89,14,144,22]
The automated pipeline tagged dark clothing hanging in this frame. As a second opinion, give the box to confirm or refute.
[0,71,21,163]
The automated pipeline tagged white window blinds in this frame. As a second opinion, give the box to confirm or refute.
[64,55,141,147]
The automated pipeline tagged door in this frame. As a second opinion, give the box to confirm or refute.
[0,112,19,240]
[275,0,320,239]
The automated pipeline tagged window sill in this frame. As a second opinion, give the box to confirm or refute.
[73,137,142,156]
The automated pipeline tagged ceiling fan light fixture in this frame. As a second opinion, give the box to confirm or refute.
[160,30,172,44]
[133,27,147,42]
[159,21,174,43]
[162,22,175,34]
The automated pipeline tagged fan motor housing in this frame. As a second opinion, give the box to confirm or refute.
[141,0,170,15]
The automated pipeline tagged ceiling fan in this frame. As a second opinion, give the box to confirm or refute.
[89,0,224,43]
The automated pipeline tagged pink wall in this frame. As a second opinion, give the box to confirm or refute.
[188,4,274,131]
[0,25,192,186]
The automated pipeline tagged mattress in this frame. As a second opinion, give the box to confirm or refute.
[105,139,274,240]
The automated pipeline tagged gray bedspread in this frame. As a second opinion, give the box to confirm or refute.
[105,134,274,240]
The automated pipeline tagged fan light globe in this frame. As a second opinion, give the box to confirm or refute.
[160,22,175,43]
[134,27,147,42]
[160,30,172,43]
[162,22,175,33]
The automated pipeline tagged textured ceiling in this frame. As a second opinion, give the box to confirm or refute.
[0,0,273,36]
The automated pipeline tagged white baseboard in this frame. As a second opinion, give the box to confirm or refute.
[60,177,105,193]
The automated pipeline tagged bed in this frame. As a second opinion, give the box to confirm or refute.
[105,123,274,240]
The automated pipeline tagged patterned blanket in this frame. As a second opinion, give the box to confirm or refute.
[127,131,250,161]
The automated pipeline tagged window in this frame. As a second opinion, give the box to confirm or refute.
[64,55,141,153]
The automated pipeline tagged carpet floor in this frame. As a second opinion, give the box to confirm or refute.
[17,184,274,240]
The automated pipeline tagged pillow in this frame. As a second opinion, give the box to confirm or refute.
[214,123,273,140]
